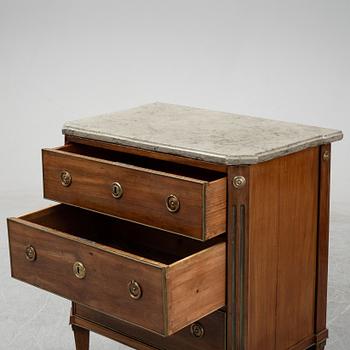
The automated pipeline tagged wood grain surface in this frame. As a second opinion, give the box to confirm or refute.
[274,147,319,349]
[226,166,250,350]
[8,205,226,336]
[315,144,331,347]
[166,242,226,335]
[227,147,321,350]
[72,303,226,350]
[42,144,226,240]
[247,147,319,349]
[72,325,90,350]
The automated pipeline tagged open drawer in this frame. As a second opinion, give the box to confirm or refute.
[7,205,226,336]
[42,143,227,240]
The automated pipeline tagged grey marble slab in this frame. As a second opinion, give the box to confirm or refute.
[63,103,343,165]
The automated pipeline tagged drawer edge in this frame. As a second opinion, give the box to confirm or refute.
[165,242,226,335]
[8,214,167,268]
[42,147,209,184]
[7,216,166,334]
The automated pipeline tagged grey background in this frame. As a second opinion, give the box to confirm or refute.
[0,1,348,349]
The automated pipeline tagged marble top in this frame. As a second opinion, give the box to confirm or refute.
[63,103,343,165]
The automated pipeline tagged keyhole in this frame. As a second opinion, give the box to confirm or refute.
[111,182,123,199]
[73,262,86,279]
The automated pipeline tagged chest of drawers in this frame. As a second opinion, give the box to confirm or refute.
[7,103,342,349]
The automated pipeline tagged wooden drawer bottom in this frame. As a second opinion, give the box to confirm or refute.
[71,303,226,350]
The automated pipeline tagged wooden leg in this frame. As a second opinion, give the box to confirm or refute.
[317,340,327,350]
[72,325,90,350]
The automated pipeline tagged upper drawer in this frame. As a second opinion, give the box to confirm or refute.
[42,144,227,240]
[8,205,226,336]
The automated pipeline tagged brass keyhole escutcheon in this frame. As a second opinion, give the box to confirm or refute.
[190,322,205,338]
[128,280,142,300]
[73,261,86,279]
[112,182,123,199]
[166,194,180,213]
[60,170,72,187]
[25,245,36,262]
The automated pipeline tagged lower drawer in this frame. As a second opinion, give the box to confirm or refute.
[7,204,225,336]
[72,303,226,350]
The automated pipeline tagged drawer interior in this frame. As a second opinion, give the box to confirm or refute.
[22,204,224,265]
[10,204,226,335]
[61,143,225,181]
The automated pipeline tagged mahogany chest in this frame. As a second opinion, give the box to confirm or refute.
[7,103,343,349]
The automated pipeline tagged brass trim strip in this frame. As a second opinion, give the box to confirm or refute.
[161,267,169,336]
[232,205,237,350]
[202,182,207,241]
[239,204,246,350]
[224,309,228,350]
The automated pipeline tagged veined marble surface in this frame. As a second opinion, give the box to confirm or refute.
[63,103,343,165]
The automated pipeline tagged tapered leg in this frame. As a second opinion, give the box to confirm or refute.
[317,340,327,350]
[72,325,90,350]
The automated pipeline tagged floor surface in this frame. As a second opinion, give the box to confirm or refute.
[1,194,349,350]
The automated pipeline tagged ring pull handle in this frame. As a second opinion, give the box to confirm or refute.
[25,245,37,262]
[60,170,72,187]
[128,280,142,300]
[190,322,205,338]
[166,194,180,213]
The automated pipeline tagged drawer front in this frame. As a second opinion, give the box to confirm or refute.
[7,206,226,336]
[73,303,226,350]
[42,147,226,240]
[8,218,165,334]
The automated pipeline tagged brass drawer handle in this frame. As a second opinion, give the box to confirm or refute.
[60,170,72,187]
[128,280,142,300]
[166,194,180,213]
[112,182,123,199]
[25,245,37,262]
[190,322,205,338]
[73,261,86,279]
